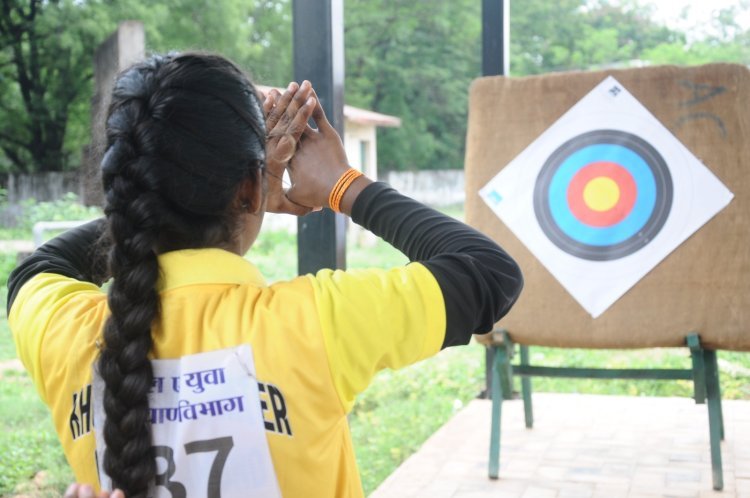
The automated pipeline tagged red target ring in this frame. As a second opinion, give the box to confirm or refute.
[567,161,637,227]
[534,130,673,261]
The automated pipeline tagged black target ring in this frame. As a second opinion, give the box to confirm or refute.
[533,130,673,261]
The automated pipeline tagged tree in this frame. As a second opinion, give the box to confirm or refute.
[105,0,292,84]
[344,0,686,171]
[2,0,747,176]
[0,0,112,173]
[245,0,293,85]
[642,3,750,66]
[509,0,680,75]
[345,0,481,171]
[0,0,292,175]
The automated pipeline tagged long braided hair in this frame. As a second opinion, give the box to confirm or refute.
[97,53,266,497]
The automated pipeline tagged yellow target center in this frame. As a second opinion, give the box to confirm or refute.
[583,177,620,212]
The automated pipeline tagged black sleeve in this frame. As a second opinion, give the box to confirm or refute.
[351,182,523,349]
[6,219,109,315]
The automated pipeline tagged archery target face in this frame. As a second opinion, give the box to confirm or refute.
[534,129,673,261]
[480,76,734,318]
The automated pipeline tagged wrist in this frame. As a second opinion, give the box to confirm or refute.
[328,167,363,212]
[339,175,373,216]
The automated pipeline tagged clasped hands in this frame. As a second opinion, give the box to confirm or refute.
[262,81,351,216]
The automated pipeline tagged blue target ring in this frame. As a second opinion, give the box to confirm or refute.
[549,144,656,246]
[534,130,672,261]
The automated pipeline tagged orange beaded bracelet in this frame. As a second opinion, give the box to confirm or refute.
[328,168,363,213]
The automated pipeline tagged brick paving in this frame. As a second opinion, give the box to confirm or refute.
[370,394,750,498]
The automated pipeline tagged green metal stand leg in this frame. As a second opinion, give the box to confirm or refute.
[520,345,533,428]
[498,332,514,401]
[688,334,706,403]
[712,351,726,441]
[488,345,502,479]
[482,346,495,399]
[704,349,724,490]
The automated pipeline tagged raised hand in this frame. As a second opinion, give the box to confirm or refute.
[286,91,368,213]
[262,81,317,216]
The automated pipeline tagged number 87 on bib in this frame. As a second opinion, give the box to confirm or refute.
[93,345,281,498]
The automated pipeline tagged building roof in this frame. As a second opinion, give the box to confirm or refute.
[257,85,401,128]
[343,105,401,128]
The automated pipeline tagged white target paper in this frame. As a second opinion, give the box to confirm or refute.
[480,76,734,318]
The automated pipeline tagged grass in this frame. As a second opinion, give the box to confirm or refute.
[1,204,749,496]
[519,347,750,400]
[350,345,485,493]
[0,372,74,496]
[0,317,16,362]
[250,221,408,281]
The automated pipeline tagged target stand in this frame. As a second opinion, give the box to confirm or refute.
[465,63,750,493]
[482,330,725,490]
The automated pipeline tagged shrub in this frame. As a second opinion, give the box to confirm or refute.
[16,193,101,232]
[0,192,102,240]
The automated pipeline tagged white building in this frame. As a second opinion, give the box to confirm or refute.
[341,105,401,180]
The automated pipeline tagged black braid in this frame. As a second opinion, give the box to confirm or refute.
[97,53,266,496]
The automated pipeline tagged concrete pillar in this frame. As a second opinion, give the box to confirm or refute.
[81,21,145,206]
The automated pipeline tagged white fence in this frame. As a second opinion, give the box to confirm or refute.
[383,169,464,206]
[3,172,82,204]
[1,170,466,233]
[1,170,465,208]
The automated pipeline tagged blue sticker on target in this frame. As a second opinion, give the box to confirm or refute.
[488,190,503,204]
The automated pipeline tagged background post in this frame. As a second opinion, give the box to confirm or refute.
[292,0,347,274]
[481,0,509,399]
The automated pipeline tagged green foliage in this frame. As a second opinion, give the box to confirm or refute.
[350,345,485,494]
[348,235,408,270]
[0,252,15,287]
[0,372,74,496]
[104,0,293,86]
[244,0,293,85]
[248,223,408,283]
[1,3,750,492]
[510,0,680,74]
[0,193,101,242]
[2,0,749,175]
[643,37,750,66]
[0,0,116,173]
[511,0,750,74]
[517,347,750,400]
[14,193,101,231]
[344,0,750,172]
[0,0,293,175]
[345,0,481,171]
[0,316,17,362]
[248,228,297,282]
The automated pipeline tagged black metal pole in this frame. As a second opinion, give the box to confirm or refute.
[481,0,509,399]
[482,0,509,77]
[292,0,347,275]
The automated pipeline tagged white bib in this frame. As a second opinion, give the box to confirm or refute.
[93,344,281,498]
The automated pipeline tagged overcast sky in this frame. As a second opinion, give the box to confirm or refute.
[645,0,749,39]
